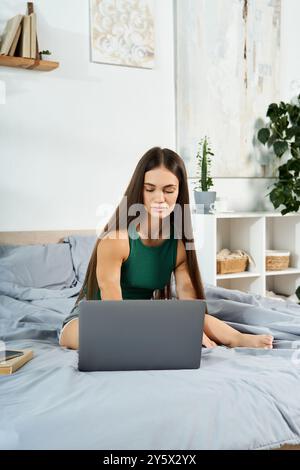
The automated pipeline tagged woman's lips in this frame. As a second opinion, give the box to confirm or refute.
[151,206,168,211]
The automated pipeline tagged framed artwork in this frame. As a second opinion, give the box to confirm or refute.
[175,0,282,177]
[90,0,155,69]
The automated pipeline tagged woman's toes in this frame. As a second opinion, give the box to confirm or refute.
[238,333,274,349]
[263,335,273,348]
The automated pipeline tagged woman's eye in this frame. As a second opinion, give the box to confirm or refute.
[145,189,175,193]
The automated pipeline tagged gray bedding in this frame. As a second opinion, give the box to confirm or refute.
[1,277,300,450]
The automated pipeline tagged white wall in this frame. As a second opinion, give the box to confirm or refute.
[0,0,175,230]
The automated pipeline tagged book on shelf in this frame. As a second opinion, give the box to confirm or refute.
[19,15,31,58]
[27,1,39,59]
[0,349,33,375]
[0,14,23,55]
[8,24,22,56]
[30,12,37,59]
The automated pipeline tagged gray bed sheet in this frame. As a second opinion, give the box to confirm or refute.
[1,281,300,450]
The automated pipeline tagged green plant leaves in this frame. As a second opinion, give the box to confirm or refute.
[288,158,300,174]
[195,136,214,192]
[257,97,300,215]
[273,140,288,157]
[278,163,290,179]
[287,104,300,124]
[285,127,296,139]
[201,153,208,191]
[270,180,300,214]
[257,128,270,145]
[291,142,300,158]
[269,185,284,209]
[267,103,280,121]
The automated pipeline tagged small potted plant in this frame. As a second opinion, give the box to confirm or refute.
[39,50,52,60]
[193,136,216,213]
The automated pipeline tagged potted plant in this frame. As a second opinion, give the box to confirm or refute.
[39,50,52,60]
[193,136,216,213]
[257,95,300,215]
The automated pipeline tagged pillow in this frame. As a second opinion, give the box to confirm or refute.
[0,243,77,289]
[64,235,97,283]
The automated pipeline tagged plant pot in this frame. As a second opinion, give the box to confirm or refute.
[39,52,51,61]
[194,191,216,214]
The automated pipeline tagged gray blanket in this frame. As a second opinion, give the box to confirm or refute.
[1,281,300,450]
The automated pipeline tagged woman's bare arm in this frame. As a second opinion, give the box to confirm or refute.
[59,231,129,349]
[174,240,197,299]
[174,241,217,347]
[96,231,129,300]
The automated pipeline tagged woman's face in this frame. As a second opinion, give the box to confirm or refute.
[143,166,179,219]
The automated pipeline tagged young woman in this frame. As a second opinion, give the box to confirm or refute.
[59,147,273,351]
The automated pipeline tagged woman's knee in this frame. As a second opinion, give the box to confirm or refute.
[59,318,79,350]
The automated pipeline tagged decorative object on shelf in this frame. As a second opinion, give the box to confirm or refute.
[90,0,155,69]
[39,49,51,60]
[266,250,290,271]
[193,136,216,214]
[216,248,255,275]
[257,95,300,215]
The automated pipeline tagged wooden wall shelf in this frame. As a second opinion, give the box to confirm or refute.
[0,55,59,71]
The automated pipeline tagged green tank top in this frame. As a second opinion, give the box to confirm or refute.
[94,223,178,300]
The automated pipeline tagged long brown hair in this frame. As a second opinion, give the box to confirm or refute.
[75,147,206,305]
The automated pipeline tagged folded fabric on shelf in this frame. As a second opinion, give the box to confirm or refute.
[216,248,256,267]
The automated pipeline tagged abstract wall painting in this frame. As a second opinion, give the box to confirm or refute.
[90,0,155,69]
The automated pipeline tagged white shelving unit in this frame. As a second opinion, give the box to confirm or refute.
[192,212,300,297]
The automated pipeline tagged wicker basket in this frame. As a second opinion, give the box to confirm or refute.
[217,255,249,275]
[266,250,290,271]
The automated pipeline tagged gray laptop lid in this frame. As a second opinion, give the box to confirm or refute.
[78,299,205,371]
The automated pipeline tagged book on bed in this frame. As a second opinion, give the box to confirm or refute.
[0,349,33,375]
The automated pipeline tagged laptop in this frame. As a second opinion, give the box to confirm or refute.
[78,299,206,371]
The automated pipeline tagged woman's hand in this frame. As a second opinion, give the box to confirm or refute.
[202,332,217,348]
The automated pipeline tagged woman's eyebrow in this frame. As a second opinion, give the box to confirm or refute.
[144,183,177,188]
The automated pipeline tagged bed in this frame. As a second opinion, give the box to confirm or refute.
[1,230,300,451]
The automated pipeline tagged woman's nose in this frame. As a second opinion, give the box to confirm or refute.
[155,191,165,203]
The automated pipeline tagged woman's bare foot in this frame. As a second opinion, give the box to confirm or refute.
[202,332,218,348]
[232,332,273,349]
